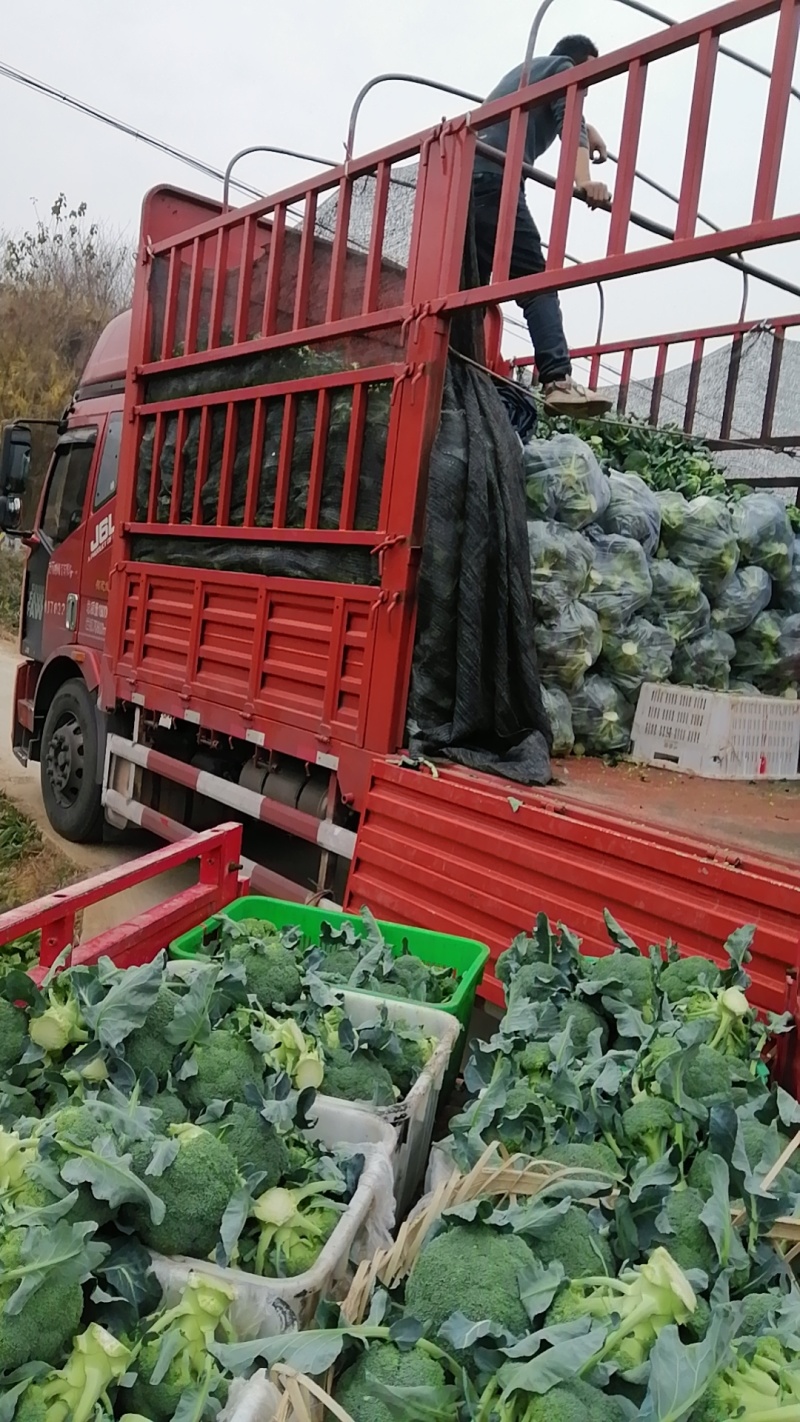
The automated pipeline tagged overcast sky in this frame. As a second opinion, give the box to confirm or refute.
[2,0,798,390]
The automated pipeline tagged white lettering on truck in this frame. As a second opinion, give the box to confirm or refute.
[89,515,114,559]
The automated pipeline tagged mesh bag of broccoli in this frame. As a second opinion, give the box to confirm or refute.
[571,675,634,755]
[657,490,691,551]
[581,530,653,631]
[774,538,800,613]
[732,493,794,582]
[599,617,675,696]
[644,559,710,644]
[542,683,575,757]
[710,565,772,635]
[669,495,739,596]
[672,628,735,691]
[522,434,610,529]
[602,471,661,556]
[533,600,602,693]
[527,520,592,619]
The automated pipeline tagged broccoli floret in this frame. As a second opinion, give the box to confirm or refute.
[13,1323,132,1422]
[362,977,409,1000]
[558,1000,609,1054]
[681,1044,734,1105]
[660,955,721,1004]
[148,1090,188,1131]
[178,1028,265,1114]
[582,951,655,1018]
[0,999,28,1074]
[525,1380,629,1422]
[333,1341,449,1422]
[122,1274,233,1421]
[658,1187,717,1277]
[0,1086,39,1124]
[545,1248,696,1373]
[0,1227,86,1370]
[122,985,180,1083]
[530,1204,615,1280]
[738,1118,799,1192]
[691,1338,800,1422]
[678,986,753,1059]
[506,963,549,1006]
[683,1294,712,1341]
[519,1041,552,1079]
[738,1291,784,1337]
[228,939,302,1010]
[128,1123,239,1257]
[404,1224,537,1355]
[45,1103,114,1227]
[391,954,433,996]
[621,1095,678,1165]
[213,1102,288,1187]
[386,1036,435,1098]
[687,1150,717,1197]
[322,1048,396,1107]
[544,1142,620,1178]
[318,947,361,980]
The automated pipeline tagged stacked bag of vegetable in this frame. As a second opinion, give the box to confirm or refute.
[524,430,800,759]
[253,914,800,1422]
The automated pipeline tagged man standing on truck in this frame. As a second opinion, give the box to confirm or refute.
[473,34,612,417]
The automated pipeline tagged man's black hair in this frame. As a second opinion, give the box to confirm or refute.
[551,35,599,64]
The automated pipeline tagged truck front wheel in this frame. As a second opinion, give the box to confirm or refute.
[40,679,104,843]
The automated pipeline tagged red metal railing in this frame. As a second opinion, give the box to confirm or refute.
[106,0,800,793]
[0,824,244,972]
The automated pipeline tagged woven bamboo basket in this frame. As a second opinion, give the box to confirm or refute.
[268,1145,615,1422]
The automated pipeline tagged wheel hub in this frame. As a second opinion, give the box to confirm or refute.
[45,716,85,807]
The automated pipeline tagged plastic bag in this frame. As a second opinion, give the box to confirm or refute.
[669,495,740,595]
[602,470,662,556]
[542,683,575,757]
[527,520,592,618]
[581,530,653,630]
[571,676,634,755]
[657,490,691,550]
[710,565,772,635]
[533,600,603,693]
[774,538,800,613]
[644,559,710,644]
[732,609,789,687]
[523,434,611,530]
[672,628,735,691]
[729,681,762,697]
[732,493,794,582]
[599,617,675,696]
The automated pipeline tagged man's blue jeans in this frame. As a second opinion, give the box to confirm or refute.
[472,173,572,384]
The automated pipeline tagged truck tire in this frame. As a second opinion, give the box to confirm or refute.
[40,679,105,843]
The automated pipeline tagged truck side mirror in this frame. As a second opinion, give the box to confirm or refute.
[0,424,31,532]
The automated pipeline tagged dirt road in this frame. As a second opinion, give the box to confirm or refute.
[0,641,193,938]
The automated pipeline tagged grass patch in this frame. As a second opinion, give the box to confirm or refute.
[0,790,77,968]
[0,545,23,639]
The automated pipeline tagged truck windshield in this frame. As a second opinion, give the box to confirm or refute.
[40,438,96,546]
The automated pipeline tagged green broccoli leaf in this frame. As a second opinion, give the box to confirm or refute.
[59,1132,167,1223]
[638,1311,737,1422]
[166,963,221,1049]
[79,954,165,1049]
[3,1219,107,1315]
[498,1324,609,1397]
[698,1156,749,1272]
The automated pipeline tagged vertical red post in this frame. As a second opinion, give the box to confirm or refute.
[362,163,391,314]
[548,84,585,270]
[675,32,719,240]
[753,0,800,223]
[606,60,648,257]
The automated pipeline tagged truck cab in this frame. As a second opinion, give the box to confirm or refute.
[2,311,128,840]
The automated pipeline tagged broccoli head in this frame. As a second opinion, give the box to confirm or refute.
[122,984,180,1083]
[680,1044,734,1106]
[691,1337,800,1421]
[0,1225,89,1370]
[518,1041,553,1080]
[317,946,361,981]
[333,1341,451,1422]
[545,1247,696,1373]
[128,1123,239,1257]
[530,1205,615,1280]
[657,1186,717,1278]
[0,999,28,1075]
[391,953,434,997]
[122,1273,233,1422]
[506,963,550,1007]
[582,951,655,1019]
[322,1048,396,1107]
[558,1000,609,1054]
[660,955,721,1004]
[524,1379,629,1422]
[44,1103,115,1227]
[621,1095,679,1166]
[738,1118,800,1193]
[148,1090,189,1131]
[544,1142,620,1178]
[212,1102,288,1187]
[404,1224,537,1354]
[178,1027,265,1114]
[738,1291,784,1337]
[14,1323,132,1422]
[228,938,302,1010]
[250,1179,346,1276]
[678,985,753,1059]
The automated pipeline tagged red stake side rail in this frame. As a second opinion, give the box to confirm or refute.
[0,824,245,973]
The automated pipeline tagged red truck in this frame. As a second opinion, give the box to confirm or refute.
[2,0,799,1009]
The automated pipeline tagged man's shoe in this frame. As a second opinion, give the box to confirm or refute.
[543,378,613,418]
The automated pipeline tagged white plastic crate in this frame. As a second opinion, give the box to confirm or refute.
[319,991,461,1220]
[150,1099,396,1337]
[630,682,800,780]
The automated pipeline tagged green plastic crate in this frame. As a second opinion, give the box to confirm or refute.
[169,895,489,1039]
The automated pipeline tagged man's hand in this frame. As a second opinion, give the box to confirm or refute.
[586,124,608,163]
[583,180,611,209]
